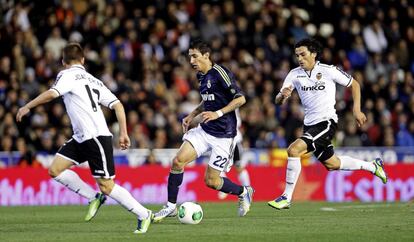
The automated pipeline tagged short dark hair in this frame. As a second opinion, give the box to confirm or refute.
[62,43,84,64]
[189,39,211,55]
[294,38,323,60]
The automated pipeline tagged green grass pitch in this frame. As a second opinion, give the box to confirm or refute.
[0,202,413,242]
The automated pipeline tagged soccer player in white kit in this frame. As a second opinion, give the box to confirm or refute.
[268,38,388,210]
[16,43,152,233]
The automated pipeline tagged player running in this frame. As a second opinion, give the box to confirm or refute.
[268,38,388,210]
[16,43,152,234]
[153,39,254,222]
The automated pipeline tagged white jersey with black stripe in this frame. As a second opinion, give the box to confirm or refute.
[51,64,119,142]
[281,62,353,126]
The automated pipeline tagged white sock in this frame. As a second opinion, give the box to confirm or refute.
[283,157,301,201]
[339,156,375,173]
[167,201,176,208]
[54,169,96,200]
[109,184,149,219]
[238,169,250,187]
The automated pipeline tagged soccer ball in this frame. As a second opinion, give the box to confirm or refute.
[178,202,203,224]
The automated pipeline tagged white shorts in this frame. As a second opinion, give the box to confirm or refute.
[183,125,234,172]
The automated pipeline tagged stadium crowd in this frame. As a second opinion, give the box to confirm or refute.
[0,0,413,166]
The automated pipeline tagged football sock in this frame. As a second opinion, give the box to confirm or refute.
[109,184,149,219]
[238,169,251,186]
[166,201,176,209]
[339,156,376,173]
[218,177,243,195]
[283,157,301,201]
[167,171,184,204]
[53,169,96,200]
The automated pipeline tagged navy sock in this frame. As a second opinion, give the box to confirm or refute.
[167,171,183,204]
[219,177,243,196]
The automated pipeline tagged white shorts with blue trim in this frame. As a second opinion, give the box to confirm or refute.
[183,125,234,172]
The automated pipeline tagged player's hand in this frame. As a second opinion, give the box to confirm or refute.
[201,111,218,123]
[182,115,193,133]
[118,133,130,150]
[280,85,293,98]
[354,111,367,127]
[16,106,30,122]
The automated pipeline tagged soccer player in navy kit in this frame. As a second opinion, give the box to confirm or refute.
[154,40,254,222]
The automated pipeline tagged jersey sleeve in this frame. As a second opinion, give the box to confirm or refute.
[331,66,353,87]
[96,80,120,109]
[215,65,244,99]
[50,71,73,95]
[280,71,296,91]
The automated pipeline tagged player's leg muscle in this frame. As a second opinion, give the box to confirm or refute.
[204,166,222,189]
[48,156,74,177]
[172,141,197,171]
[321,154,341,171]
[287,139,308,157]
[95,178,115,195]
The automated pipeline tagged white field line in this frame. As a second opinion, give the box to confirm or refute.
[320,203,409,211]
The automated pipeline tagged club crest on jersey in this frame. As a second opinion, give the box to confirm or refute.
[207,80,211,88]
[316,72,322,80]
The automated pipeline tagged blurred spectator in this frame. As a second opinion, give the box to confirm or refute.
[16,137,42,168]
[43,27,67,60]
[362,19,388,54]
[396,113,414,146]
[342,122,363,147]
[144,150,161,166]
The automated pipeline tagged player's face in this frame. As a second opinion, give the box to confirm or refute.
[295,46,316,71]
[189,48,210,73]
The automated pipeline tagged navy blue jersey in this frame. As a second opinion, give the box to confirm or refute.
[197,63,243,138]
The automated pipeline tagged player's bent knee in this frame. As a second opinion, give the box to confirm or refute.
[172,157,186,170]
[323,162,339,171]
[97,179,115,195]
[287,145,302,157]
[48,167,60,178]
[204,177,220,190]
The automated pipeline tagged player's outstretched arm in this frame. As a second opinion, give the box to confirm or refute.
[350,79,367,127]
[275,86,293,105]
[112,101,130,150]
[16,89,59,122]
[201,95,246,123]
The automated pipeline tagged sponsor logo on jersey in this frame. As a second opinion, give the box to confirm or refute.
[201,93,215,101]
[301,81,326,91]
[297,75,307,78]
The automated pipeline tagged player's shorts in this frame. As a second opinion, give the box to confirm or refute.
[300,119,337,162]
[183,125,234,172]
[57,136,115,179]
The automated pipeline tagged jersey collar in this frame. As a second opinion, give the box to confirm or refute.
[302,61,319,78]
[70,64,85,70]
